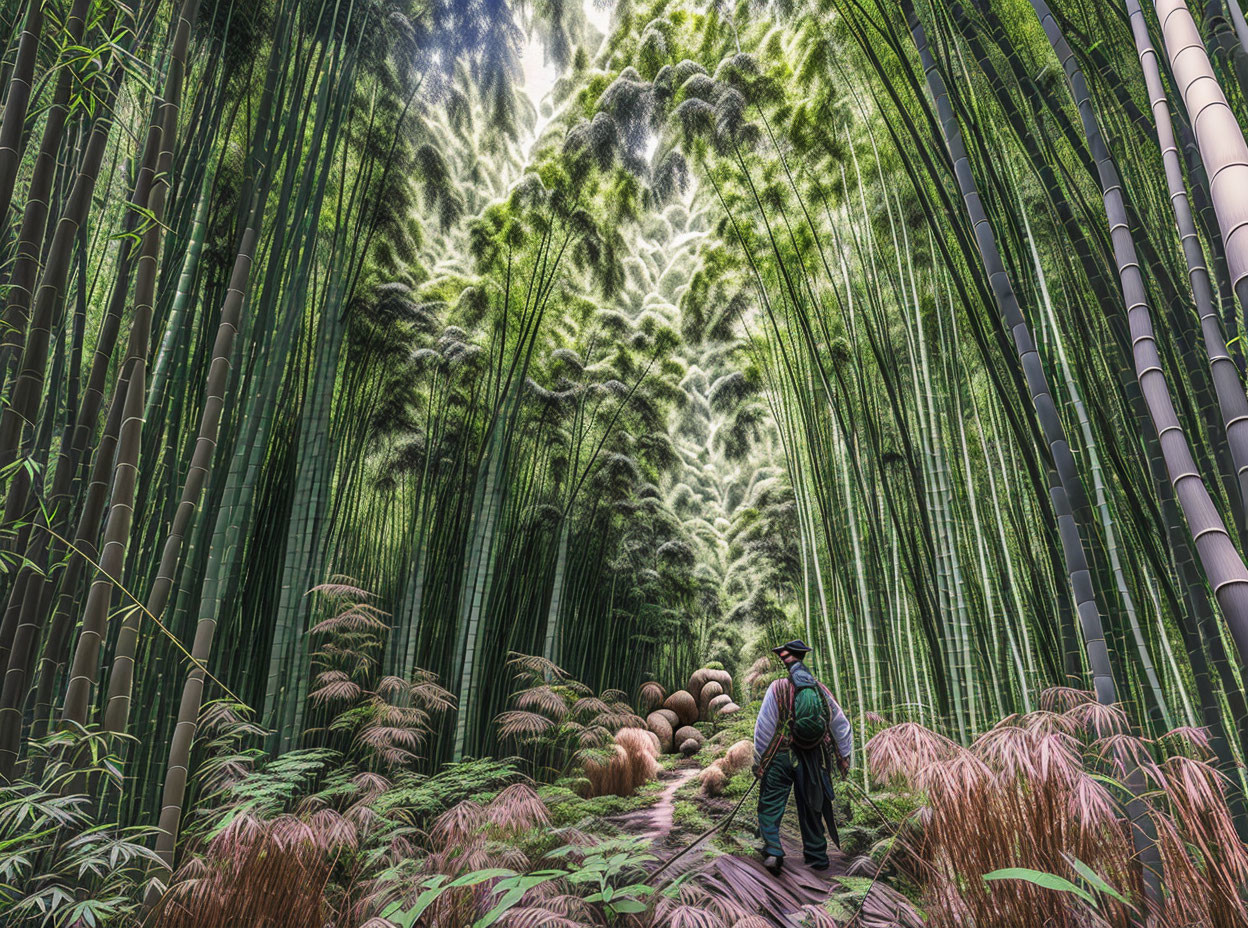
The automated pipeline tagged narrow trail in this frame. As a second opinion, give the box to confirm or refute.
[615,762,923,927]
[620,763,701,842]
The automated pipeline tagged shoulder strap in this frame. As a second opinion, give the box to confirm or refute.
[778,678,796,718]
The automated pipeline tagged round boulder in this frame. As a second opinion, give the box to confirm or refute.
[680,738,701,757]
[664,690,698,728]
[646,712,674,753]
[655,708,680,729]
[638,681,666,714]
[698,681,724,719]
[708,693,733,716]
[687,668,712,702]
[674,725,704,748]
[705,669,733,697]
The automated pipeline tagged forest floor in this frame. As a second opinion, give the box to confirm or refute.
[609,759,921,926]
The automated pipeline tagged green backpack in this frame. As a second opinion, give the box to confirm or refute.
[785,680,830,750]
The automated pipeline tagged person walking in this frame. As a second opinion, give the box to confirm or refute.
[752,639,853,874]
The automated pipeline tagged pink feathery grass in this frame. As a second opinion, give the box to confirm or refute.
[866,721,960,790]
[155,813,336,928]
[514,685,573,718]
[875,714,1247,928]
[1064,700,1128,738]
[1039,686,1094,712]
[486,784,550,833]
[1159,726,1213,758]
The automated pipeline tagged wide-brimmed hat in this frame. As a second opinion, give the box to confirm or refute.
[772,639,812,656]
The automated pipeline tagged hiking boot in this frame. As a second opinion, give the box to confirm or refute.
[763,855,784,875]
[809,861,830,871]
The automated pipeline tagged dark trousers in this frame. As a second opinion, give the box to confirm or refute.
[757,748,839,866]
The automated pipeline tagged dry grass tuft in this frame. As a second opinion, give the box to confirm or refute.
[583,727,660,797]
[699,739,754,796]
[156,812,341,928]
[640,728,662,756]
[699,765,727,796]
[723,739,753,773]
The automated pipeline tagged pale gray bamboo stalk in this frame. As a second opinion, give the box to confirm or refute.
[1153,0,1248,317]
[1129,0,1248,532]
[1032,0,1248,675]
[1021,196,1173,729]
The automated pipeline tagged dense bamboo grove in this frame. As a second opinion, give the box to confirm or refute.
[3,0,1248,923]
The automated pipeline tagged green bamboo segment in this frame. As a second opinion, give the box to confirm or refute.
[0,0,91,388]
[0,0,43,228]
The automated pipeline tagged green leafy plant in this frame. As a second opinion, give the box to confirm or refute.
[383,836,659,926]
[495,653,645,782]
[0,725,161,927]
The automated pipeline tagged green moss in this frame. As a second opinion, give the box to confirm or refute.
[848,789,922,829]
[721,768,753,799]
[539,773,668,828]
[713,708,757,745]
[672,799,713,831]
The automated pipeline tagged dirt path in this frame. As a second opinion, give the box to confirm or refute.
[614,762,922,927]
[617,764,700,842]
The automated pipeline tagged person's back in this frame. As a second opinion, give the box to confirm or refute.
[751,640,853,874]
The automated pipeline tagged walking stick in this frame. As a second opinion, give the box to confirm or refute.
[834,776,928,927]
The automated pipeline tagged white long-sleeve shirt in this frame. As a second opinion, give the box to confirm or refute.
[753,674,854,767]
